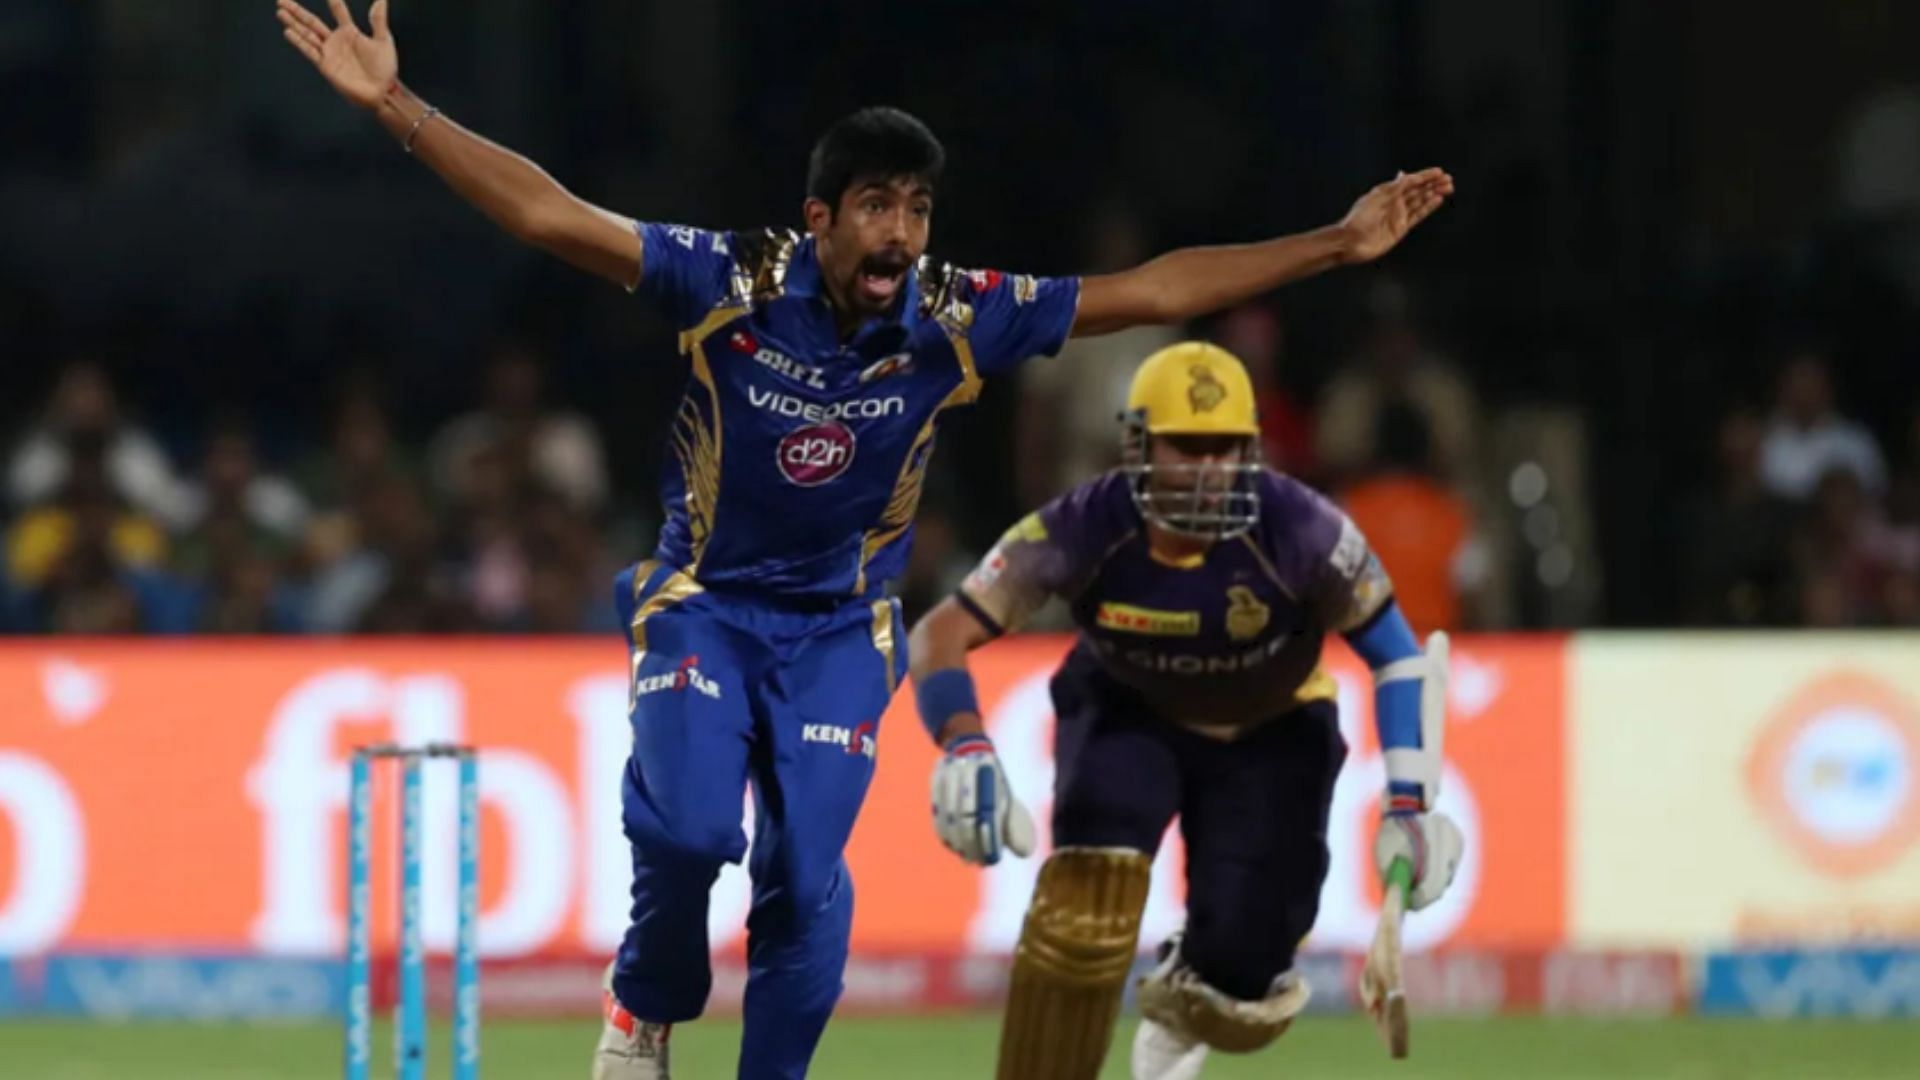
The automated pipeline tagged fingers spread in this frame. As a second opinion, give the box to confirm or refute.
[277,10,324,51]
[326,0,359,32]
[278,0,331,37]
[282,26,322,64]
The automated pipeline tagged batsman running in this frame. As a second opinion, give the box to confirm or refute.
[909,343,1465,1080]
[276,4,1452,1077]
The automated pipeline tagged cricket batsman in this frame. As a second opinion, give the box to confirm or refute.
[908,343,1465,1079]
[276,4,1453,1076]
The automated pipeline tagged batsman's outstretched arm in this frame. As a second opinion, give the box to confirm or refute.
[906,597,999,746]
[276,0,640,287]
[911,585,1040,867]
[1070,168,1455,337]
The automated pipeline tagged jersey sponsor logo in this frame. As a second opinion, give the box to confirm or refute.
[747,386,905,423]
[966,550,1009,592]
[634,655,722,700]
[729,330,829,390]
[778,421,857,486]
[1330,516,1369,578]
[1095,602,1201,637]
[1012,274,1039,305]
[1098,633,1292,674]
[858,352,914,384]
[1225,585,1271,641]
[803,721,877,760]
[1350,554,1393,622]
[966,269,1004,295]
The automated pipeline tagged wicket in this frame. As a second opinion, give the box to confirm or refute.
[346,743,481,1080]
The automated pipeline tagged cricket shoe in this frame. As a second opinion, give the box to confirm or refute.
[1132,935,1208,1080]
[1131,1017,1208,1080]
[594,964,671,1079]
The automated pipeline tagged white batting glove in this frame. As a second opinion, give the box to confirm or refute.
[930,735,1036,866]
[1373,811,1464,912]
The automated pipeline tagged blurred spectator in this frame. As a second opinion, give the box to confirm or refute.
[6,437,193,634]
[453,451,611,632]
[1316,278,1480,488]
[1759,351,1886,501]
[451,439,532,627]
[306,473,472,634]
[1339,399,1485,635]
[1799,570,1856,628]
[1868,475,1920,606]
[429,342,609,515]
[1016,199,1180,507]
[172,419,310,581]
[1899,401,1920,489]
[1884,569,1920,625]
[1789,468,1886,624]
[1679,408,1799,625]
[195,553,305,634]
[8,434,169,592]
[7,361,190,528]
[1211,303,1317,479]
[515,502,621,634]
[295,379,421,515]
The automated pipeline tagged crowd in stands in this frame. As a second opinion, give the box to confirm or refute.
[5,305,1916,638]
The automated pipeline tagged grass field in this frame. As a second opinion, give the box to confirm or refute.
[5,1015,1917,1079]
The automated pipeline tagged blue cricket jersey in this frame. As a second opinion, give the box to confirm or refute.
[632,223,1080,601]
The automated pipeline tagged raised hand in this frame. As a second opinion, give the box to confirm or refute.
[276,0,398,112]
[1340,168,1456,264]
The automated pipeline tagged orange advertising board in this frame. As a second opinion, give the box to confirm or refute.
[0,635,1566,958]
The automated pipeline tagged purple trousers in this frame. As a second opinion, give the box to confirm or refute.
[1049,646,1347,1000]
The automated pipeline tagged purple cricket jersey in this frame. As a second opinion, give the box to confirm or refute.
[961,469,1392,734]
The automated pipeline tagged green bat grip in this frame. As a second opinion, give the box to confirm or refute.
[1387,856,1415,906]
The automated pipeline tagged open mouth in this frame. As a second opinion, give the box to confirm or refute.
[855,251,912,306]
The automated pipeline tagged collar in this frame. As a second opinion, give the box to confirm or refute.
[786,236,920,347]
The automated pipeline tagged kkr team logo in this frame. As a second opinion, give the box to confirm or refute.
[1224,586,1271,641]
[803,720,877,760]
[634,655,723,700]
[1187,364,1227,414]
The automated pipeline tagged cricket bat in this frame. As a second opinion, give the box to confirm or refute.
[1360,857,1413,1059]
[1361,630,1447,1060]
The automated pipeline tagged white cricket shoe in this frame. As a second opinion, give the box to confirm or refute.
[1131,1017,1208,1080]
[594,965,671,1079]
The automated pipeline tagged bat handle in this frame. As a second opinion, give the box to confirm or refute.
[1386,856,1415,907]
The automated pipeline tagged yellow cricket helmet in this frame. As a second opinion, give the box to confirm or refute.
[1124,342,1260,437]
[1120,342,1263,540]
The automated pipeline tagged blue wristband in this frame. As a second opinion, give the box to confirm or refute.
[916,668,980,744]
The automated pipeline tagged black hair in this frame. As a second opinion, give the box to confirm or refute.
[806,106,945,212]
